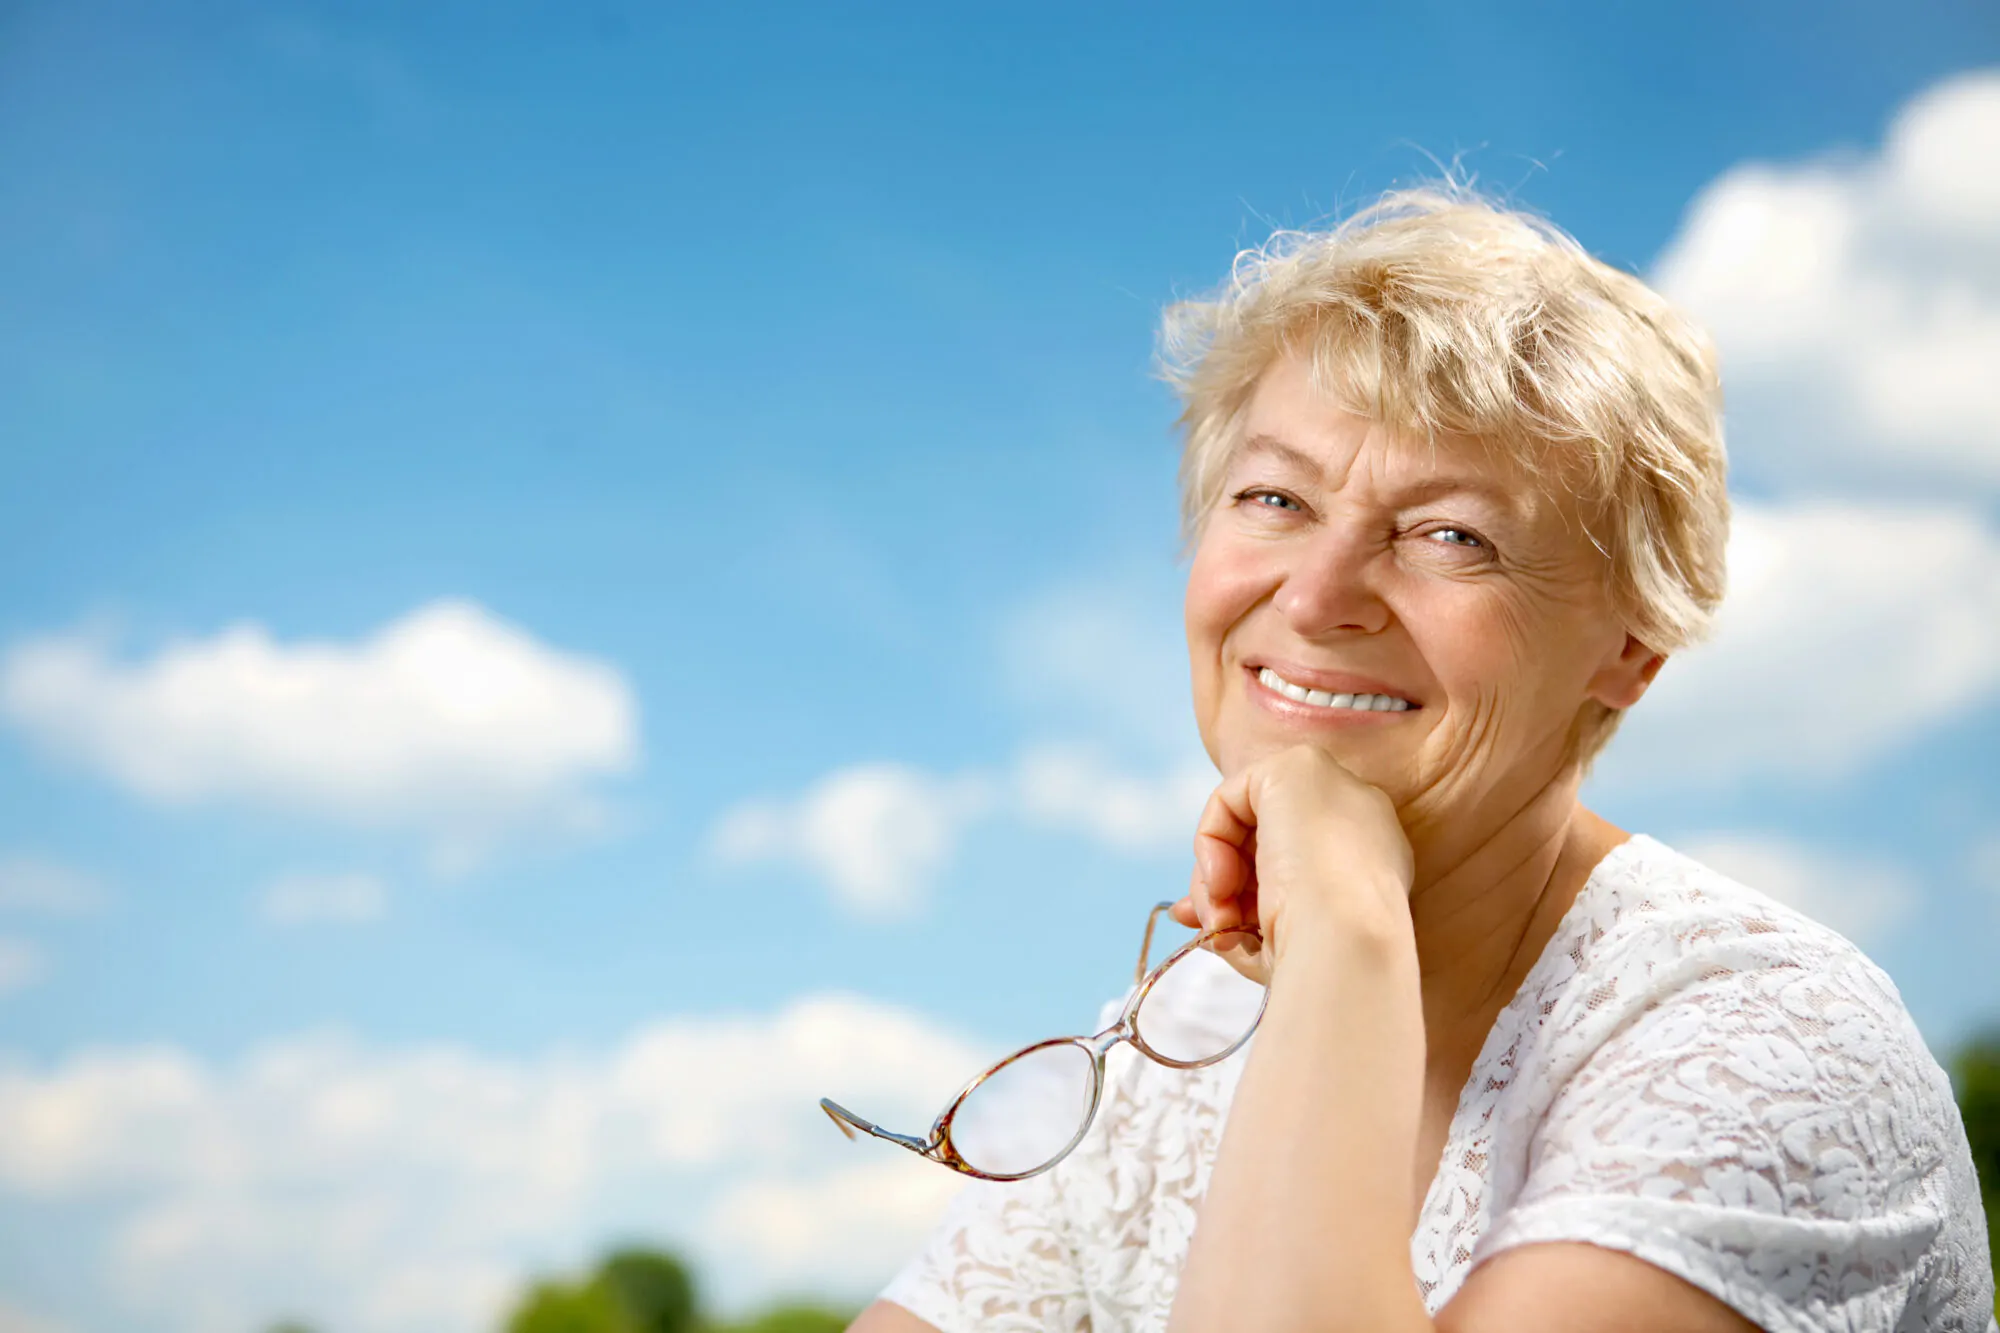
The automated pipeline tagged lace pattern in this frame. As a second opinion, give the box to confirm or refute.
[882,836,1996,1332]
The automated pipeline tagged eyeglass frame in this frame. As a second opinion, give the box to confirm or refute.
[818,901,1267,1182]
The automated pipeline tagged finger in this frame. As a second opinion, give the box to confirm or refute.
[1236,880,1260,934]
[1193,831,1249,934]
[1194,769,1256,854]
[1210,927,1270,986]
[1193,772,1257,930]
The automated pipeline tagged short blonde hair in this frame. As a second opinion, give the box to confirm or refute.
[1158,186,1730,762]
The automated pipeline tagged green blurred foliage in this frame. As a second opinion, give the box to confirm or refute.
[504,1280,627,1333]
[497,1248,851,1333]
[598,1248,700,1333]
[708,1303,852,1333]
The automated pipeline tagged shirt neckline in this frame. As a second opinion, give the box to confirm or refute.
[1506,831,1654,1011]
[1412,831,1655,1219]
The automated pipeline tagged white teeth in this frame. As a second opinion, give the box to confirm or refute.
[1257,668,1413,713]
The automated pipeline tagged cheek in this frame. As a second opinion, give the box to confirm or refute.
[1416,584,1609,721]
[1406,586,1539,702]
[1184,537,1271,664]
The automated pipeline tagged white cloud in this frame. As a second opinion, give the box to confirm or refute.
[0,855,105,915]
[708,1158,964,1294]
[711,744,1218,914]
[996,580,1218,851]
[1012,744,1214,854]
[711,764,993,917]
[0,601,639,848]
[258,872,389,926]
[1654,70,2000,491]
[1595,499,2000,787]
[708,574,1223,912]
[1674,832,1918,946]
[0,938,45,996]
[0,995,987,1333]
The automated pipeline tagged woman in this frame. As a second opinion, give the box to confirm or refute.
[851,189,1995,1332]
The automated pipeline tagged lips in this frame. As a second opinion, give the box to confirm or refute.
[1246,659,1421,708]
[1254,668,1409,712]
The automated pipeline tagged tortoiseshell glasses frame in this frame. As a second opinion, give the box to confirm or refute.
[818,901,1265,1182]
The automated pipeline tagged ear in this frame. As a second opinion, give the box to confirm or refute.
[1587,634,1667,711]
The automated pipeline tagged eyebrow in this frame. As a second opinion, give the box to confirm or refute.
[1235,433,1325,476]
[1233,432,1524,513]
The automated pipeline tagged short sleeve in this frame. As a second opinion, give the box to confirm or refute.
[879,1169,1091,1333]
[1474,939,1996,1332]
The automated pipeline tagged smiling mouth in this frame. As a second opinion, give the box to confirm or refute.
[1255,666,1416,713]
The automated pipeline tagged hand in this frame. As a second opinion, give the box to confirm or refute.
[1172,744,1415,980]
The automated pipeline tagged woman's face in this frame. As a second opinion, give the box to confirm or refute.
[1185,355,1662,832]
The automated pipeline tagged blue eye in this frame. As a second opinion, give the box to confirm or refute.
[1234,488,1302,512]
[1428,527,1483,548]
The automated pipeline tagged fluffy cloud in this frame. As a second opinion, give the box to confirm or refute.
[1596,499,2000,787]
[712,576,1219,911]
[1654,70,2000,491]
[0,995,986,1333]
[0,601,638,847]
[711,747,1215,914]
[258,872,389,926]
[0,855,105,915]
[1011,744,1214,854]
[708,1159,965,1292]
[1673,832,1919,946]
[711,764,994,917]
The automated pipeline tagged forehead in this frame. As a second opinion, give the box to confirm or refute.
[1232,362,1552,520]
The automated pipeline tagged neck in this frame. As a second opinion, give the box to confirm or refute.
[1401,768,1626,1045]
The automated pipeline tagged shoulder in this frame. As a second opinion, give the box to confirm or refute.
[1528,833,1950,1154]
[1488,835,1994,1327]
[1569,832,1874,964]
[1538,833,1912,1041]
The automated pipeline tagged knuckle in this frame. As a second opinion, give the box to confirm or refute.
[1277,743,1323,775]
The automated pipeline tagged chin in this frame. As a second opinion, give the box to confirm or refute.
[1219,724,1414,796]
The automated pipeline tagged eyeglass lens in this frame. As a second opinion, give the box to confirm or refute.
[948,1041,1096,1177]
[947,928,1263,1177]
[1132,925,1263,1064]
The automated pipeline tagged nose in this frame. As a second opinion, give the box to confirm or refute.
[1272,521,1392,638]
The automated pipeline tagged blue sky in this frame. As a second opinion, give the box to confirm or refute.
[2,4,1998,1331]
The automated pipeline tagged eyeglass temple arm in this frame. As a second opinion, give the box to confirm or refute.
[1135,900,1179,984]
[819,1098,934,1155]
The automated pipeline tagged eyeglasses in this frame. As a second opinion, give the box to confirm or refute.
[818,902,1266,1181]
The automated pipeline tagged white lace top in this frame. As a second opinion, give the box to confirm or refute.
[883,834,1996,1332]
